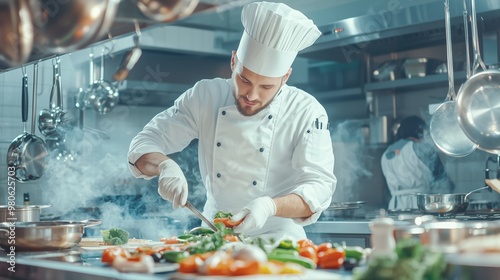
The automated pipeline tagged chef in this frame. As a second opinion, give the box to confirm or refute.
[381,116,454,210]
[127,1,336,240]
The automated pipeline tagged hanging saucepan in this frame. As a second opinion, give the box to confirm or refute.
[0,0,34,67]
[135,0,200,22]
[113,21,142,82]
[0,219,101,251]
[38,58,68,136]
[415,185,494,216]
[429,0,477,157]
[87,48,119,114]
[455,0,500,155]
[6,65,49,182]
[32,0,120,53]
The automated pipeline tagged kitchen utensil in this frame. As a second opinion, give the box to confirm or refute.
[455,0,500,155]
[402,58,444,79]
[372,60,402,81]
[87,48,119,114]
[135,0,200,22]
[113,21,142,82]
[6,65,49,182]
[33,0,120,53]
[0,205,51,222]
[0,219,101,251]
[429,0,477,157]
[415,185,492,216]
[185,201,218,232]
[0,0,34,66]
[423,220,500,253]
[38,58,69,136]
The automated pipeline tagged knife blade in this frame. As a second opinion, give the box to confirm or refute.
[185,201,219,232]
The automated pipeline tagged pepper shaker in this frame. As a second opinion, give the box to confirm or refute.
[369,209,396,259]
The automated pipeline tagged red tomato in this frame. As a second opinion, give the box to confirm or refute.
[298,239,317,250]
[299,246,318,264]
[101,247,131,263]
[317,248,345,269]
[229,260,260,276]
[223,235,239,242]
[317,242,333,254]
[160,237,180,244]
[213,218,242,228]
[178,255,200,273]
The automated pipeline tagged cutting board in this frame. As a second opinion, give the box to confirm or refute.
[169,269,349,280]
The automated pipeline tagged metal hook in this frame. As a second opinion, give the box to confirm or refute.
[21,65,27,77]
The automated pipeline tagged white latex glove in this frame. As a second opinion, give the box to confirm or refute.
[231,196,276,234]
[157,159,188,209]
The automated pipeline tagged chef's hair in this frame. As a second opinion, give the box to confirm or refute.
[396,116,426,141]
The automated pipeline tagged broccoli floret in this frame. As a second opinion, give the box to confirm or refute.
[101,228,129,245]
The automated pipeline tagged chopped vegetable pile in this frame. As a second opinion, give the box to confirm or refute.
[99,211,371,275]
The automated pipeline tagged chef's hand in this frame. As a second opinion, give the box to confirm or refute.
[231,196,276,234]
[157,159,188,209]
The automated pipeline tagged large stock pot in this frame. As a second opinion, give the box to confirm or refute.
[0,205,51,222]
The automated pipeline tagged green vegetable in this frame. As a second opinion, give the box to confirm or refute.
[100,228,129,245]
[267,254,317,269]
[344,246,365,261]
[268,248,299,257]
[277,239,295,249]
[162,251,190,263]
[214,211,233,219]
[189,227,215,236]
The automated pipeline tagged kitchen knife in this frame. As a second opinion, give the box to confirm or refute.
[185,201,219,232]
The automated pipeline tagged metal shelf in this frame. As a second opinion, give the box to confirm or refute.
[313,87,364,101]
[365,71,467,92]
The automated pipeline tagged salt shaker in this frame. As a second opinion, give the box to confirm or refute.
[369,209,396,259]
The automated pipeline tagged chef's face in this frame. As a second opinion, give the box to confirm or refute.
[230,51,291,116]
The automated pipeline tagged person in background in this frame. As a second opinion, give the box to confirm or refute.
[381,115,454,210]
[127,2,336,240]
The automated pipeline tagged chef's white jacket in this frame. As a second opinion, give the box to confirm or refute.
[381,139,453,210]
[128,78,336,240]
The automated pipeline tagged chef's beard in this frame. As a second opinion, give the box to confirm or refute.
[234,94,272,116]
[232,84,283,117]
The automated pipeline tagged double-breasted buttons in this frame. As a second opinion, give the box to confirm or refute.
[259,148,264,152]
[252,181,257,186]
[217,173,221,178]
[216,142,221,147]
[268,115,273,120]
[222,111,226,115]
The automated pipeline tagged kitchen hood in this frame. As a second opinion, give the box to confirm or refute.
[300,0,500,62]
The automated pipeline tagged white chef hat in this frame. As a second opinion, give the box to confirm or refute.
[236,1,321,77]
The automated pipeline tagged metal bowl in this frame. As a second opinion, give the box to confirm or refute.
[0,220,100,251]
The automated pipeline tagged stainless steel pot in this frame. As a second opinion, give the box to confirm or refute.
[415,186,490,216]
[135,0,200,22]
[0,220,101,251]
[33,0,120,53]
[422,220,500,253]
[0,205,51,222]
[0,0,34,66]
